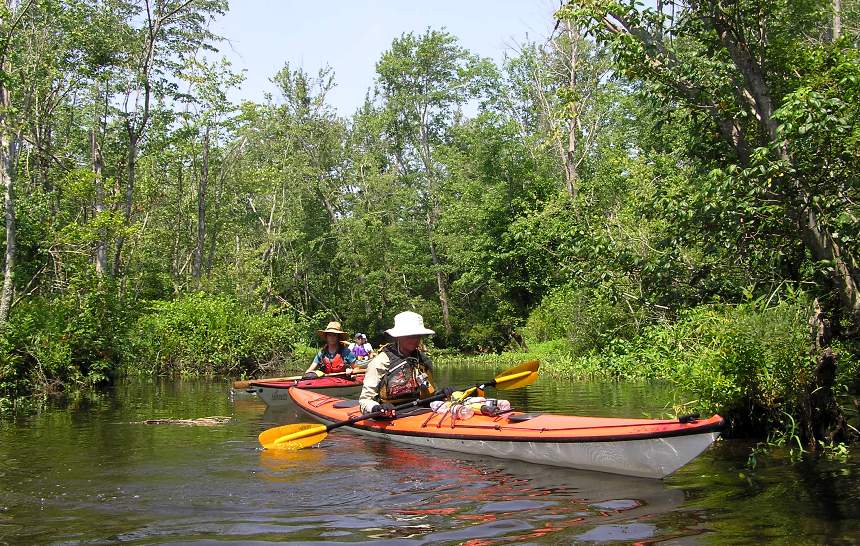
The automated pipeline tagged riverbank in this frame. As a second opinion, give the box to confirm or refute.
[438,296,860,447]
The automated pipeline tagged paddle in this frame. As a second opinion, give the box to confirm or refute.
[232,369,365,390]
[258,360,539,451]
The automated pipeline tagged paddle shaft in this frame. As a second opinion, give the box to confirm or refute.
[271,391,449,446]
[325,391,449,432]
[346,369,535,427]
[454,369,533,401]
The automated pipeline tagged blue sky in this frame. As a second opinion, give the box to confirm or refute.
[212,0,558,116]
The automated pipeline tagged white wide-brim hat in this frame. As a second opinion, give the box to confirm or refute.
[385,311,435,338]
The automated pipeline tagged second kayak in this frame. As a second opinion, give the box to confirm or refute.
[249,375,365,406]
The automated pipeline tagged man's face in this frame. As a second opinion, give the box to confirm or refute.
[326,333,340,345]
[397,335,421,353]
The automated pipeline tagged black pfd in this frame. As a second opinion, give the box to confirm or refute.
[378,345,435,403]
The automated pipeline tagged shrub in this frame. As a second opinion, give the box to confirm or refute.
[0,277,126,405]
[124,293,309,376]
[523,282,640,354]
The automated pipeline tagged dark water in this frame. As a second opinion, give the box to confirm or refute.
[1,366,859,545]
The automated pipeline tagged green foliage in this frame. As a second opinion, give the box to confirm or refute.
[3,0,859,454]
[124,293,309,376]
[523,282,639,354]
[0,277,127,404]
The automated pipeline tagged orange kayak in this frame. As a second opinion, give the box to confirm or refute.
[248,376,364,406]
[288,387,723,479]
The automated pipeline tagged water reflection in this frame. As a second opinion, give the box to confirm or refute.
[244,429,689,544]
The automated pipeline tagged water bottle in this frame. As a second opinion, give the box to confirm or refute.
[430,400,448,413]
[451,404,475,419]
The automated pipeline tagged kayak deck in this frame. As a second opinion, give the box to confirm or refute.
[287,388,723,479]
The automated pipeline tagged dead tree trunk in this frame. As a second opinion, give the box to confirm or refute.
[800,300,848,450]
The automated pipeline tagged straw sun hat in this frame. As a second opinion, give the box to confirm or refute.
[385,311,436,338]
[316,321,349,341]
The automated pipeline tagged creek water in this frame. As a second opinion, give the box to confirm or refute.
[1,366,859,545]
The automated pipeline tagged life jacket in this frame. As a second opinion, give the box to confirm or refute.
[378,345,434,403]
[319,350,347,373]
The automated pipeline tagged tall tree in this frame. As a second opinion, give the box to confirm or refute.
[561,0,860,328]
[0,0,26,328]
[112,0,226,278]
[375,29,493,340]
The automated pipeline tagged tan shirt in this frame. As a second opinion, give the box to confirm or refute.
[358,351,392,414]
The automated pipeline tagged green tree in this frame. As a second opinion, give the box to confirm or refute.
[374,28,495,341]
[561,0,860,327]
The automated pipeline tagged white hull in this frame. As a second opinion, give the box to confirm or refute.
[312,414,719,479]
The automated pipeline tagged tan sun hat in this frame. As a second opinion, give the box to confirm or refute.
[316,321,348,341]
[385,311,435,338]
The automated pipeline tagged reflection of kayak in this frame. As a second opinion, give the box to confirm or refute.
[288,388,723,479]
[249,376,365,406]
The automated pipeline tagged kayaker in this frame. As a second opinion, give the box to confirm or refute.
[359,311,452,417]
[348,332,375,363]
[303,321,358,379]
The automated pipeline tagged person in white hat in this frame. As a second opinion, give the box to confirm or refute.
[348,332,375,363]
[303,321,359,379]
[358,311,452,416]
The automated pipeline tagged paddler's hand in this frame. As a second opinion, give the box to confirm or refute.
[345,367,353,375]
[371,403,396,419]
[302,372,318,380]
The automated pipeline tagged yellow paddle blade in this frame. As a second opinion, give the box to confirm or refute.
[258,423,328,450]
[499,360,539,377]
[494,360,540,390]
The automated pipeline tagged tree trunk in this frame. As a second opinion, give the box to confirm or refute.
[193,126,209,285]
[708,7,860,326]
[0,63,17,328]
[833,0,842,41]
[799,300,848,449]
[91,129,107,276]
[427,213,452,338]
[114,129,137,277]
[563,20,580,200]
[0,132,16,328]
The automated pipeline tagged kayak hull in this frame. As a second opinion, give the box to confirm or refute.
[250,376,364,406]
[287,388,723,479]
[339,424,718,479]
